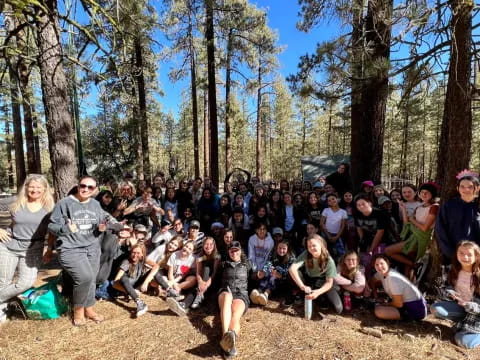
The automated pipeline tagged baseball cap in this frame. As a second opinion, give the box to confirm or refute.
[190,220,201,229]
[378,196,391,206]
[229,241,241,250]
[272,227,283,236]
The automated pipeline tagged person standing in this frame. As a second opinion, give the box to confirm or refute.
[49,176,117,326]
[0,174,54,323]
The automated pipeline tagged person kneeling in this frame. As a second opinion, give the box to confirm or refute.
[370,254,427,321]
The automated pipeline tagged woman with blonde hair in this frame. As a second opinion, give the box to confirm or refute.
[0,174,55,323]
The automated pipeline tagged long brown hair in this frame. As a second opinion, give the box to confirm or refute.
[448,241,480,293]
[306,234,329,271]
[159,235,183,268]
[201,236,218,261]
[128,244,146,277]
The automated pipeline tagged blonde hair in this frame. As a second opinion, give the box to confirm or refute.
[114,181,136,198]
[11,174,54,213]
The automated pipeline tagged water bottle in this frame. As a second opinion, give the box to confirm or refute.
[304,297,312,320]
[343,291,352,312]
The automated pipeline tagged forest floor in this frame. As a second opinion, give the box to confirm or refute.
[0,267,479,360]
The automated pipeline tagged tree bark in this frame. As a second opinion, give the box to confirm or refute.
[189,19,200,178]
[15,20,38,174]
[350,0,392,189]
[5,7,26,187]
[436,0,473,200]
[203,90,210,177]
[35,0,78,198]
[4,117,15,189]
[225,29,233,174]
[256,61,263,180]
[205,0,219,187]
[134,37,150,182]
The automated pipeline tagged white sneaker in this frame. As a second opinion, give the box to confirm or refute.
[249,289,260,304]
[257,292,268,306]
[166,297,187,317]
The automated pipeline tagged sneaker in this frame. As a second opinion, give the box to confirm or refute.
[294,294,304,305]
[220,330,236,353]
[166,288,180,298]
[283,296,294,307]
[249,289,260,305]
[166,297,187,317]
[190,294,204,309]
[257,292,268,306]
[414,253,430,285]
[136,299,148,317]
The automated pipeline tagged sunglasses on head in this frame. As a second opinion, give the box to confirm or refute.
[79,184,96,191]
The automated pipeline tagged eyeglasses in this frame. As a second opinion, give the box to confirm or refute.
[79,184,96,191]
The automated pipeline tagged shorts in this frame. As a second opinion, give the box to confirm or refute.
[399,298,427,320]
[218,287,249,313]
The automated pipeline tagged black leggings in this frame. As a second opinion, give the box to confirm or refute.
[303,273,343,314]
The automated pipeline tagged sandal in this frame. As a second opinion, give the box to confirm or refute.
[86,314,104,324]
[73,318,87,327]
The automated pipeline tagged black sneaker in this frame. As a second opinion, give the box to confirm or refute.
[283,295,295,307]
[136,299,148,317]
[293,294,304,305]
[166,297,187,317]
[220,330,235,353]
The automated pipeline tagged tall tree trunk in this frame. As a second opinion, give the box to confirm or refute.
[132,85,144,180]
[15,21,38,174]
[5,7,26,187]
[33,115,42,172]
[35,0,78,198]
[225,29,234,174]
[5,117,15,189]
[187,3,200,178]
[205,0,219,187]
[256,61,263,180]
[203,90,210,177]
[436,0,473,200]
[399,111,409,177]
[8,65,26,188]
[134,37,150,182]
[350,0,392,189]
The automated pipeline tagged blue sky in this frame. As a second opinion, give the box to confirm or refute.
[157,0,336,116]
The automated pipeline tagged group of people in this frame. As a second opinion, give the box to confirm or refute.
[1,164,480,357]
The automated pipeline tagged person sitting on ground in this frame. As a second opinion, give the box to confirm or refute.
[248,222,274,294]
[431,241,480,349]
[162,240,197,300]
[385,182,439,282]
[370,254,427,321]
[168,237,221,316]
[112,244,159,317]
[289,234,343,315]
[218,241,253,357]
[334,251,367,304]
[250,240,295,307]
[184,219,205,256]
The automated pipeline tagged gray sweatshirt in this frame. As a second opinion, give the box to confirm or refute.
[49,195,119,250]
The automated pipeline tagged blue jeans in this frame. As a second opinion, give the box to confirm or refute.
[455,331,480,349]
[430,300,466,322]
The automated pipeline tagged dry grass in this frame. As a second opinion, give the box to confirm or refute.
[1,268,479,360]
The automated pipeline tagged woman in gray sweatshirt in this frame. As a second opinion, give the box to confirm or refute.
[49,176,119,326]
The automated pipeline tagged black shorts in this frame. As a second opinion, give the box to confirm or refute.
[218,287,249,312]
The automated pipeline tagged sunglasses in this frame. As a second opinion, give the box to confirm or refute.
[79,184,96,191]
